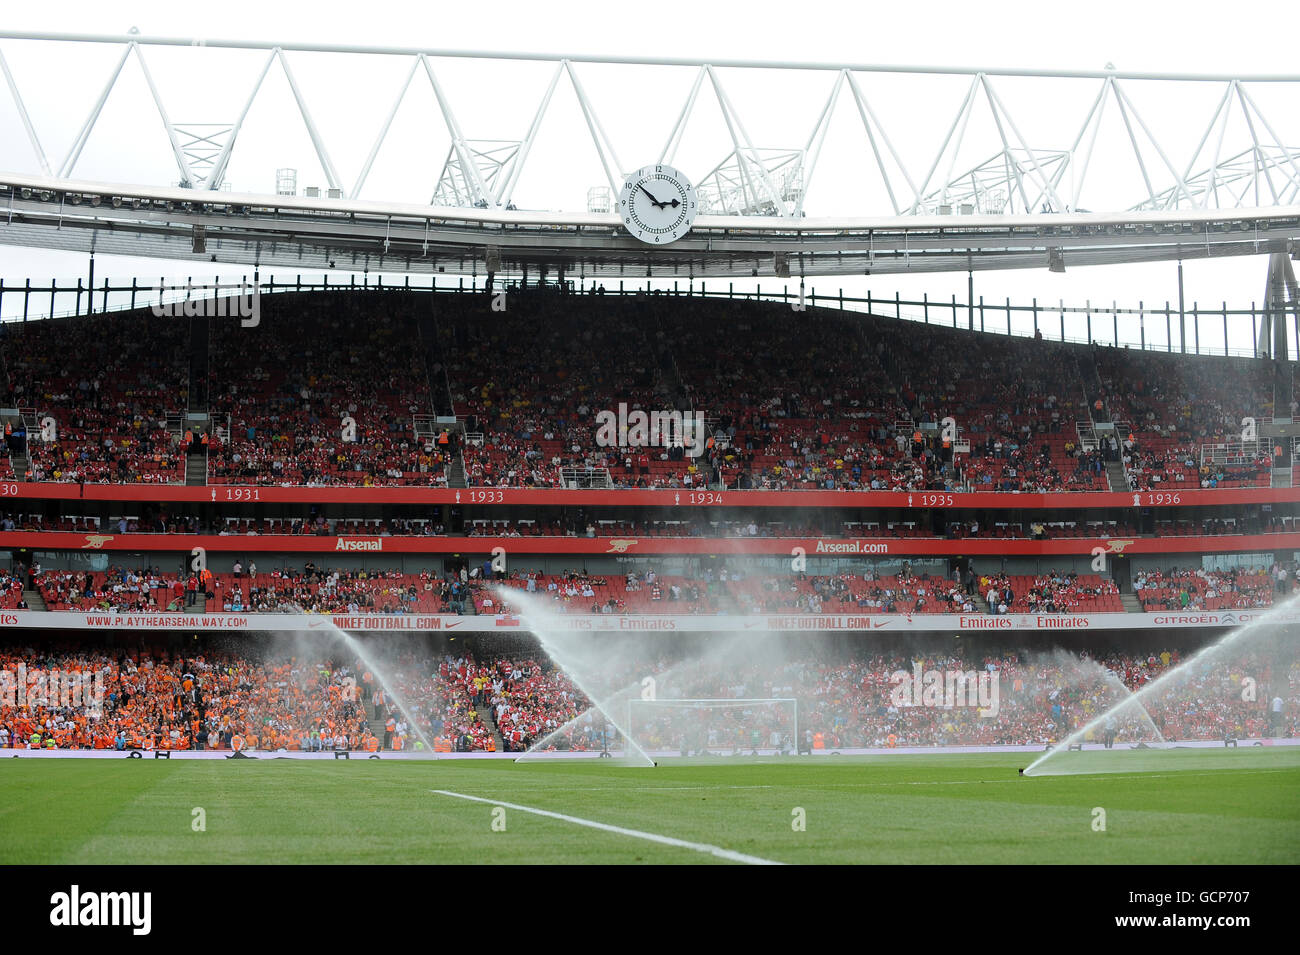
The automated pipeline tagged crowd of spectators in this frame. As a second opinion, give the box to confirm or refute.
[3,640,1293,753]
[9,507,1299,545]
[1133,565,1278,611]
[206,295,450,486]
[0,292,1291,494]
[25,561,1290,617]
[1092,348,1277,491]
[1,312,188,484]
[979,571,1122,614]
[34,565,483,616]
[0,644,373,752]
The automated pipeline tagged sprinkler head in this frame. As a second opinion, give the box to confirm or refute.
[1017,768,1025,776]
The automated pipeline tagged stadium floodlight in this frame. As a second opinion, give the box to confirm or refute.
[1048,247,1065,273]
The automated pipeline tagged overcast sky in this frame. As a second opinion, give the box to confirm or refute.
[0,0,1297,352]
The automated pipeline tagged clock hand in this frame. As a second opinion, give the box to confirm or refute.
[639,184,667,208]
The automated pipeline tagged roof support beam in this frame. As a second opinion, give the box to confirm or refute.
[0,48,49,175]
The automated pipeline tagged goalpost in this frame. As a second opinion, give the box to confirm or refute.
[625,698,799,756]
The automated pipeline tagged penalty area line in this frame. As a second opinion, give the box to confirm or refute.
[430,789,785,865]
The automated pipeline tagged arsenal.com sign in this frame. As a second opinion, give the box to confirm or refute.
[0,610,1284,633]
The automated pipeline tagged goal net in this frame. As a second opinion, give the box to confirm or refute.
[626,698,799,756]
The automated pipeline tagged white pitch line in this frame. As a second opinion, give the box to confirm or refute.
[436,785,777,794]
[430,789,785,865]
[1020,768,1297,781]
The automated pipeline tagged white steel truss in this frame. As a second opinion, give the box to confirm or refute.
[919,148,1070,216]
[696,147,803,216]
[174,124,233,189]
[0,47,49,175]
[0,30,1297,222]
[432,140,522,208]
[1134,146,1300,212]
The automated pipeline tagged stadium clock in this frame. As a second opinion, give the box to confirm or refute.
[619,164,698,244]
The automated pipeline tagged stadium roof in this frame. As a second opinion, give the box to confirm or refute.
[2,31,1299,277]
[2,174,1298,279]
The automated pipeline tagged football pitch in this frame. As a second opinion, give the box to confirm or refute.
[3,748,1298,864]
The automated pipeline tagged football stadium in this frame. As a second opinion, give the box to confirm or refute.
[0,2,1297,912]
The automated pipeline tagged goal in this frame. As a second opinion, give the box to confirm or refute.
[625,698,799,756]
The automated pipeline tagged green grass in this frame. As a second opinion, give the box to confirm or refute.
[2,748,1298,864]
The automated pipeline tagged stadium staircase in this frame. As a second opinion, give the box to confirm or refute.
[1073,349,1106,414]
[22,586,46,611]
[1120,593,1143,613]
[417,308,467,488]
[1072,352,1133,492]
[1104,459,1130,493]
[853,323,921,475]
[474,705,506,752]
[655,344,722,486]
[1273,349,1295,422]
[186,313,210,414]
[185,452,207,486]
[181,314,212,487]
[417,311,454,416]
[448,452,468,488]
[1264,354,1295,487]
[1,407,35,480]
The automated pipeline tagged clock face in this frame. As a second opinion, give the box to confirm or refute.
[620,164,697,244]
